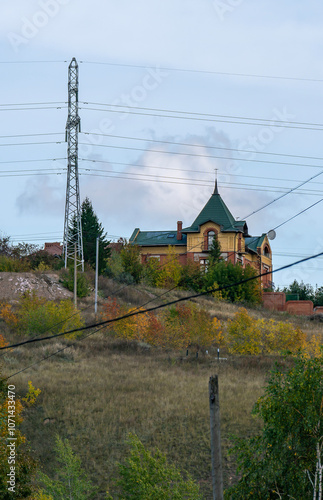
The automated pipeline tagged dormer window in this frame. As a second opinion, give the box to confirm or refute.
[264,245,270,258]
[208,230,215,249]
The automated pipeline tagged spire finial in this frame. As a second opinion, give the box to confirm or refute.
[213,168,219,195]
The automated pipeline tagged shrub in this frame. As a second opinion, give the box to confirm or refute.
[226,308,307,355]
[0,255,31,272]
[101,299,222,351]
[61,268,91,298]
[110,433,202,499]
[38,436,97,500]
[0,373,40,498]
[0,291,84,338]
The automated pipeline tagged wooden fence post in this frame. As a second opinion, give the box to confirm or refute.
[209,374,224,500]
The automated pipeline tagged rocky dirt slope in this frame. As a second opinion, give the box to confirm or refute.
[0,272,73,301]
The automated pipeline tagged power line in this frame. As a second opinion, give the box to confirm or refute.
[79,61,323,83]
[0,60,68,64]
[80,157,323,185]
[80,104,323,132]
[81,102,323,129]
[273,198,323,231]
[78,166,323,195]
[0,102,66,107]
[0,141,65,147]
[1,250,322,354]
[81,131,323,163]
[0,132,63,139]
[240,169,323,220]
[0,158,66,165]
[78,170,323,197]
[0,107,66,112]
[78,142,323,169]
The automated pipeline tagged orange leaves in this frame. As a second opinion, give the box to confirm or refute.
[0,303,18,328]
[101,298,222,350]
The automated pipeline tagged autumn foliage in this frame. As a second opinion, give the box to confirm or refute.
[226,308,321,357]
[102,298,223,350]
[0,291,84,338]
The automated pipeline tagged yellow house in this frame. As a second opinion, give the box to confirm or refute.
[130,181,273,286]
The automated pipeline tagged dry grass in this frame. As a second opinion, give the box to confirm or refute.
[3,332,271,500]
[2,282,323,499]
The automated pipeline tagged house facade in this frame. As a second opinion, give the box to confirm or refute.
[130,182,273,287]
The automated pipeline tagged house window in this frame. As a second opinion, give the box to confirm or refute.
[200,258,209,272]
[147,255,160,262]
[263,245,270,258]
[208,231,215,249]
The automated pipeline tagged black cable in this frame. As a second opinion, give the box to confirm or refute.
[273,199,323,231]
[1,250,322,352]
[240,169,323,220]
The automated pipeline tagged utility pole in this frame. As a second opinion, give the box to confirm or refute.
[63,57,84,271]
[209,375,224,500]
[94,237,99,314]
[74,242,77,307]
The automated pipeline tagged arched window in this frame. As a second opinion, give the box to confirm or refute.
[208,230,215,250]
[263,245,270,258]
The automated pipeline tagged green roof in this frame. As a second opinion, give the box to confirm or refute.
[245,234,267,253]
[130,229,187,246]
[182,184,240,233]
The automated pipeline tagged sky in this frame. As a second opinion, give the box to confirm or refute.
[1,0,323,288]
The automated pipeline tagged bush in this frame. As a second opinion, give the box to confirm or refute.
[0,374,40,499]
[109,433,202,499]
[204,260,262,304]
[38,436,97,500]
[0,255,31,272]
[226,308,306,355]
[0,291,84,338]
[102,299,222,350]
[61,268,91,298]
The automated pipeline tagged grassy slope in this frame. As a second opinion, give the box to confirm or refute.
[3,277,323,499]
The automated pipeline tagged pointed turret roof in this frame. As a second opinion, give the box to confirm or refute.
[183,185,245,233]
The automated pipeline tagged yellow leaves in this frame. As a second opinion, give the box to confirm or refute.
[0,302,18,327]
[102,300,223,350]
[226,308,312,356]
[22,381,41,407]
[154,246,182,288]
[0,292,84,338]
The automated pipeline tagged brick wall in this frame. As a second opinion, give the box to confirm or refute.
[263,292,286,311]
[285,300,314,316]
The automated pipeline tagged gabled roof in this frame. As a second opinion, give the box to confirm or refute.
[245,234,267,254]
[130,229,187,246]
[182,181,242,233]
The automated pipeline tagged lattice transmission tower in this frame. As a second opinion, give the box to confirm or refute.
[63,57,84,270]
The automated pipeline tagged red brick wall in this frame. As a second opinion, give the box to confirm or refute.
[263,292,286,311]
[285,300,313,316]
[314,306,323,315]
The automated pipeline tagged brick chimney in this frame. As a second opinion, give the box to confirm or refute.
[177,221,183,241]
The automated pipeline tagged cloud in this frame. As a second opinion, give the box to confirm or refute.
[16,175,65,217]
[78,127,275,239]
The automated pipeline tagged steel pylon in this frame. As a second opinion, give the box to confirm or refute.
[63,58,84,270]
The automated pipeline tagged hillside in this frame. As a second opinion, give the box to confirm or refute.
[1,273,323,499]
